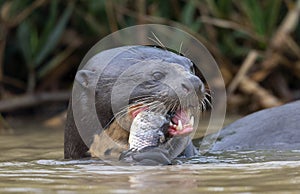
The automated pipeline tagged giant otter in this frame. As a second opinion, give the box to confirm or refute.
[64,45,205,164]
[199,100,300,151]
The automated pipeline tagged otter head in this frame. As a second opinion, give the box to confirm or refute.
[109,52,205,138]
[75,46,206,140]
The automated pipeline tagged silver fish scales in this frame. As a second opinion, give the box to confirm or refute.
[129,110,168,151]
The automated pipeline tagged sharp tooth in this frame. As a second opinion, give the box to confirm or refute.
[190,116,194,126]
[177,120,183,131]
[169,122,172,126]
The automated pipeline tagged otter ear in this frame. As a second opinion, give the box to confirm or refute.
[75,69,97,89]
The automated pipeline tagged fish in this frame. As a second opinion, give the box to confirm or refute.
[128,110,169,151]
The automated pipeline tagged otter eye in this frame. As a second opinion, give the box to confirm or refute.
[152,72,165,80]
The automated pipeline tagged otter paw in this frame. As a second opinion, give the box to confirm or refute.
[119,147,171,165]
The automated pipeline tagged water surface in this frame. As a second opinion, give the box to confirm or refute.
[1,121,300,193]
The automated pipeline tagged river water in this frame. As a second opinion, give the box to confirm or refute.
[1,120,300,193]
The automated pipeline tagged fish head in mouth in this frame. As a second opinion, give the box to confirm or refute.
[128,103,196,139]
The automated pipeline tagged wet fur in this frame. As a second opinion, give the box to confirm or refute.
[199,100,300,151]
[64,46,204,159]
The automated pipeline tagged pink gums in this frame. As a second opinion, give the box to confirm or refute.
[169,109,194,136]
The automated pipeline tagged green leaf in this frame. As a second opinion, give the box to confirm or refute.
[181,1,196,26]
[30,25,39,57]
[206,0,232,18]
[37,0,59,50]
[34,3,73,67]
[217,0,232,18]
[264,0,281,36]
[17,21,33,67]
[37,47,74,79]
[239,0,265,37]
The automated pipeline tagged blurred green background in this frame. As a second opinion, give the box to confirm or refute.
[0,0,299,122]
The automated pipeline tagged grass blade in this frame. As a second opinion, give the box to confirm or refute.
[17,21,32,66]
[34,3,73,67]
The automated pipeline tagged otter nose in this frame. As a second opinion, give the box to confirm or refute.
[181,83,190,93]
[182,75,204,95]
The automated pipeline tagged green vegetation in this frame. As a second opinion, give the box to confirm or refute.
[0,0,299,114]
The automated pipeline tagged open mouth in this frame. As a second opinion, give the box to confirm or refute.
[168,109,194,136]
[129,103,195,137]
